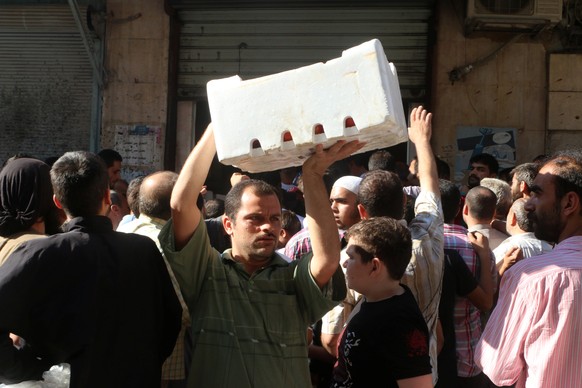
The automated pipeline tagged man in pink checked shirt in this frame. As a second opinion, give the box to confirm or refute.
[475,149,582,388]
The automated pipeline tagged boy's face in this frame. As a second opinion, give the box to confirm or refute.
[343,239,373,294]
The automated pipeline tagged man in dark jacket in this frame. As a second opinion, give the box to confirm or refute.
[0,151,181,387]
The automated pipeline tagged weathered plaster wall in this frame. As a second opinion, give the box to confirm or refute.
[101,0,169,177]
[431,1,548,177]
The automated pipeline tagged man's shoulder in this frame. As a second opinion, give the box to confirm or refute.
[506,246,581,283]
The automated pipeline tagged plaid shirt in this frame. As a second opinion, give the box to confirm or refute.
[284,227,344,261]
[444,223,483,378]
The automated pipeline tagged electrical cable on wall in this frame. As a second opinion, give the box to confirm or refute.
[448,33,524,84]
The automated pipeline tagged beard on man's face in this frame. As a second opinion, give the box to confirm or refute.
[467,174,481,189]
[527,207,561,244]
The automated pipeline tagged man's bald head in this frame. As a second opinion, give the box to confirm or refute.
[139,171,178,220]
[465,186,497,221]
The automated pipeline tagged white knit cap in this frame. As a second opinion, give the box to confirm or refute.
[332,175,362,195]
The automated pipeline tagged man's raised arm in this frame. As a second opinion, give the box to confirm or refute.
[409,106,439,197]
[303,140,364,288]
[170,124,216,250]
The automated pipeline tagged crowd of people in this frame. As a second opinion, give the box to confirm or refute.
[0,105,581,388]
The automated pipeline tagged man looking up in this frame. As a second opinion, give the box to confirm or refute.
[476,149,582,387]
[159,123,362,388]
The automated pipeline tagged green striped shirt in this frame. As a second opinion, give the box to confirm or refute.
[159,218,345,388]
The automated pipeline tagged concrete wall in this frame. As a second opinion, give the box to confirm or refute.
[101,0,170,178]
[431,0,549,183]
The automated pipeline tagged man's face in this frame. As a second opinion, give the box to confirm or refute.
[329,186,361,230]
[225,189,282,263]
[107,161,122,188]
[468,162,492,189]
[524,164,563,243]
[510,175,522,200]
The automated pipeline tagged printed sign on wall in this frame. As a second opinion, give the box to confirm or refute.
[455,126,517,188]
[113,124,164,180]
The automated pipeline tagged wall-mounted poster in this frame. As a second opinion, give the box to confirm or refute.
[455,126,517,189]
[113,124,164,180]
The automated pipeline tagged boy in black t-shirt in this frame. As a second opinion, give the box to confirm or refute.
[331,217,432,388]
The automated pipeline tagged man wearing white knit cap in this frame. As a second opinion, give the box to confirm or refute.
[283,174,362,386]
[284,175,362,261]
[329,175,363,231]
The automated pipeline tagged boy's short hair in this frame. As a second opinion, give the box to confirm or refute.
[346,217,412,280]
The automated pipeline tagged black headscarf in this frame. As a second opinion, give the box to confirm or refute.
[0,158,53,237]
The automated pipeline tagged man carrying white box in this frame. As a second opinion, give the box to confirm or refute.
[159,123,362,388]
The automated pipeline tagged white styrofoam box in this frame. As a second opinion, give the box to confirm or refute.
[207,39,408,173]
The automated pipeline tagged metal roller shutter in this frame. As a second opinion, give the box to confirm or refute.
[0,4,96,163]
[176,5,432,103]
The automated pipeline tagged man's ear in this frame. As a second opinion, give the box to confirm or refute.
[105,188,112,206]
[280,228,287,238]
[562,192,580,217]
[370,257,383,277]
[509,210,517,227]
[462,203,469,216]
[53,194,63,210]
[357,204,369,220]
[223,215,234,236]
[519,181,528,195]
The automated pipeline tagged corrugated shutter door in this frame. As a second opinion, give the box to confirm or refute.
[0,5,93,162]
[176,6,431,101]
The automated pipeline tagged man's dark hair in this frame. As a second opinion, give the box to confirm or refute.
[126,176,145,217]
[469,153,499,175]
[436,157,451,180]
[110,190,124,207]
[97,149,123,168]
[51,151,109,217]
[544,150,582,211]
[281,209,301,236]
[358,170,404,219]
[346,217,412,281]
[368,150,395,172]
[465,186,497,221]
[139,171,178,220]
[204,198,225,219]
[347,152,370,169]
[439,179,461,223]
[225,179,280,222]
[511,198,533,232]
[511,163,539,188]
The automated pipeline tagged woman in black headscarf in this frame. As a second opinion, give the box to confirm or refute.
[0,157,56,266]
[0,158,60,382]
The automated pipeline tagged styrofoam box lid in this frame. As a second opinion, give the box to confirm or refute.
[207,38,408,173]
